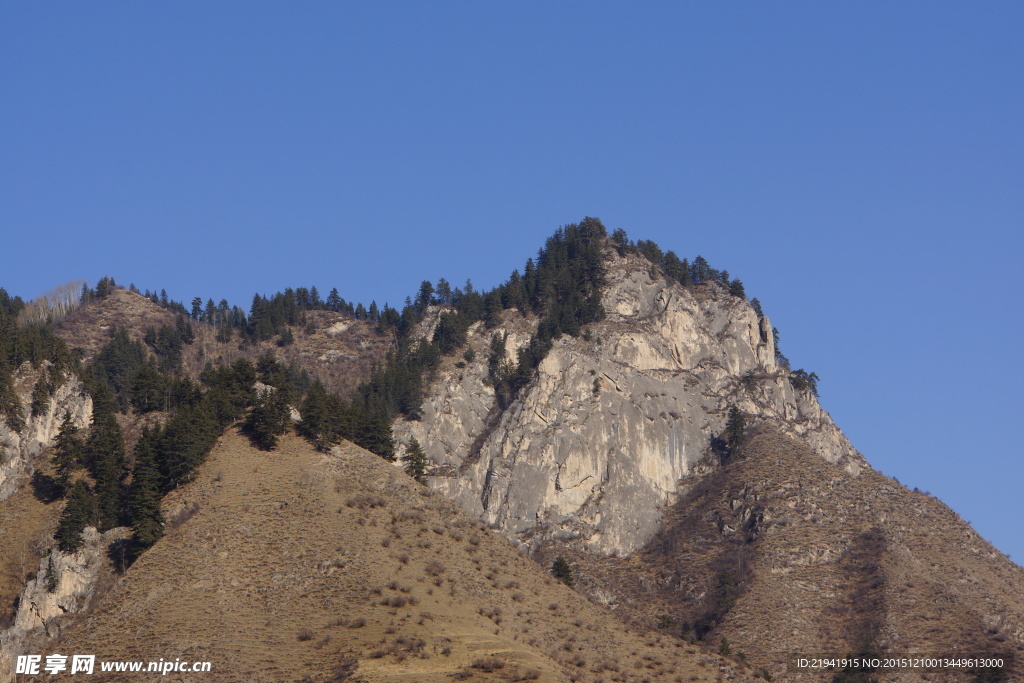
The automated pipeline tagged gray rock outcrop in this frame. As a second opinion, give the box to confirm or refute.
[0,527,127,682]
[394,250,864,556]
[0,365,93,501]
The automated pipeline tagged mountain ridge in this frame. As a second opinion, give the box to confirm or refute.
[1,221,1020,681]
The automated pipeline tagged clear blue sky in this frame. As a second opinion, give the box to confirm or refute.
[3,4,1022,562]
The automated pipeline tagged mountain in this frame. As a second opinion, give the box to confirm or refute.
[1,220,1021,681]
[395,247,861,556]
[392,240,1024,679]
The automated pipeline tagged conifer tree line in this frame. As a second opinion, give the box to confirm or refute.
[130,278,384,347]
[49,329,273,559]
[2,218,829,565]
[0,288,78,431]
[51,339,325,560]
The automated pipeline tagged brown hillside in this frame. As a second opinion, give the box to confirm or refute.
[53,288,391,398]
[551,430,1024,682]
[44,430,754,682]
[0,487,59,629]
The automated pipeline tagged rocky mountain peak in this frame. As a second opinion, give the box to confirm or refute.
[396,245,862,557]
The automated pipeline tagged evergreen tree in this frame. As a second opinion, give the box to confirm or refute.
[55,481,96,552]
[92,327,147,411]
[435,278,453,306]
[433,311,468,354]
[87,411,126,530]
[772,327,790,369]
[636,239,664,265]
[127,427,164,558]
[205,298,216,325]
[725,406,746,456]
[728,279,746,299]
[402,437,428,483]
[750,297,764,319]
[52,411,82,493]
[277,327,295,347]
[243,389,291,451]
[30,367,52,417]
[691,255,711,284]
[176,314,195,344]
[551,556,574,587]
[326,288,342,312]
[415,280,434,313]
[610,227,630,252]
[131,363,169,413]
[298,380,331,449]
[789,369,820,396]
[353,409,395,461]
[96,276,116,299]
[661,250,688,285]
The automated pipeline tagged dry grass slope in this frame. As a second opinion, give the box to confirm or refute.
[44,430,752,682]
[0,486,59,628]
[554,430,1024,682]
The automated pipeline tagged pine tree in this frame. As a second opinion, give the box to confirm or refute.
[277,327,295,347]
[326,288,342,312]
[298,381,330,449]
[127,427,164,558]
[789,369,820,397]
[725,406,746,456]
[551,556,574,587]
[661,250,687,284]
[205,298,216,325]
[402,437,428,483]
[55,481,96,552]
[30,367,51,416]
[691,256,712,284]
[435,278,453,306]
[243,389,291,450]
[750,297,764,319]
[354,410,395,461]
[87,411,126,530]
[52,411,82,493]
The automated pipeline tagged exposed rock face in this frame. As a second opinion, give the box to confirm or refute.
[395,251,863,556]
[0,527,126,682]
[0,365,93,501]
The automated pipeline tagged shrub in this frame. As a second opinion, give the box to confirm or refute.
[471,657,505,672]
[345,494,385,509]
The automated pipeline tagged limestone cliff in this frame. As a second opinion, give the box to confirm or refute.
[394,249,864,556]
[0,527,127,683]
[0,364,93,501]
